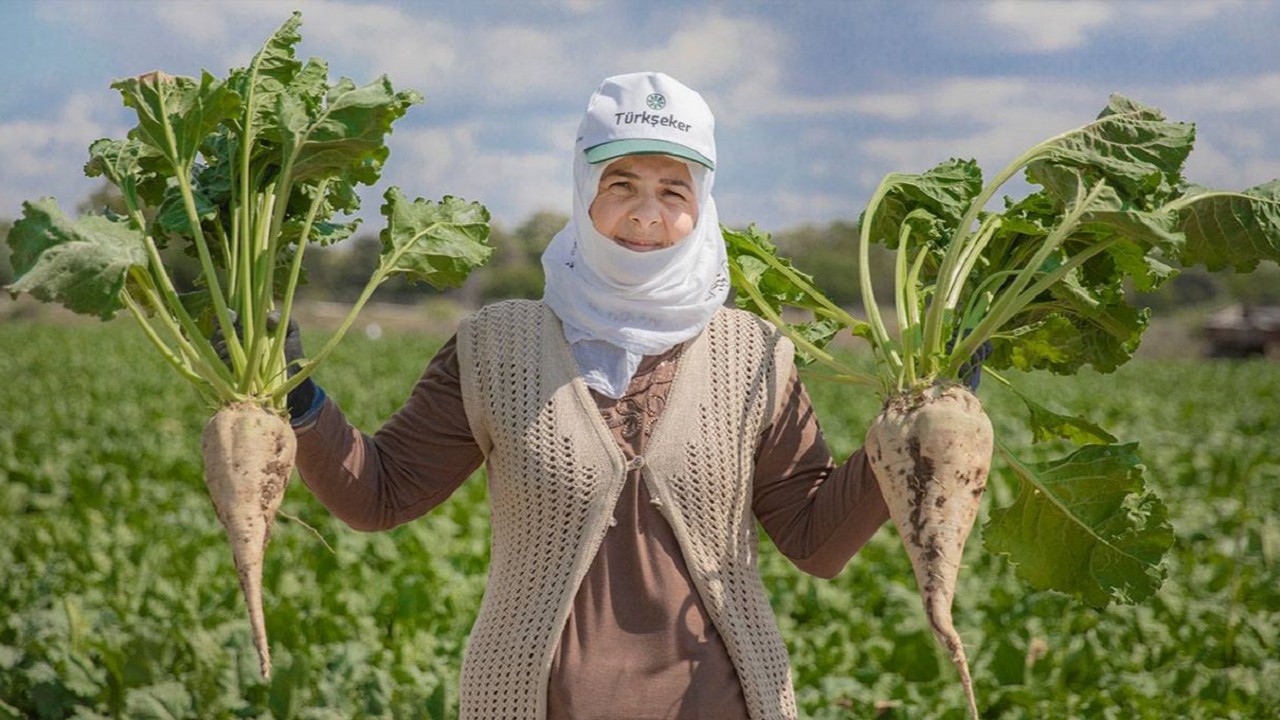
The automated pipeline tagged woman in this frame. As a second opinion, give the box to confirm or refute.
[287,72,890,720]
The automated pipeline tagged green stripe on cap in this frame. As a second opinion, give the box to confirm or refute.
[584,139,714,170]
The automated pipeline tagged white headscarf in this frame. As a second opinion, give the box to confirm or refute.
[540,137,729,398]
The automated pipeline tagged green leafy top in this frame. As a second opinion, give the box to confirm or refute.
[726,95,1280,608]
[6,12,492,410]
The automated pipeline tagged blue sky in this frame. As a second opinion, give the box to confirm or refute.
[3,0,1278,233]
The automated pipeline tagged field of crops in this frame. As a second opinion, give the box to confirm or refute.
[2,317,1278,719]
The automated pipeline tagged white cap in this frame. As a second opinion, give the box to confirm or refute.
[576,71,716,170]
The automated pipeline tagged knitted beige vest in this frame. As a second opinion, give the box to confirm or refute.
[456,300,797,719]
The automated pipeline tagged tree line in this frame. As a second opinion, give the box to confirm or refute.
[2,184,1278,314]
[297,213,1280,315]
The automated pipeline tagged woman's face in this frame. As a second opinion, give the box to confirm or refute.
[588,154,698,252]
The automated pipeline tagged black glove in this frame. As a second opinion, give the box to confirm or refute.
[946,326,992,392]
[958,339,993,392]
[269,312,322,421]
[210,310,324,424]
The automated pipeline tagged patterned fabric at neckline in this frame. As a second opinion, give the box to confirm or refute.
[596,344,684,443]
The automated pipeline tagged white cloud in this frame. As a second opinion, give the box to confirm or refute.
[848,93,920,122]
[614,10,785,126]
[849,76,1103,176]
[1149,73,1280,115]
[386,122,572,224]
[454,26,582,105]
[1123,0,1240,36]
[34,1,575,111]
[135,0,452,71]
[968,0,1243,55]
[980,0,1115,52]
[150,2,268,49]
[0,94,103,176]
[285,7,581,112]
[35,0,287,75]
[561,0,605,12]
[142,2,460,90]
[852,77,1079,124]
[0,93,125,214]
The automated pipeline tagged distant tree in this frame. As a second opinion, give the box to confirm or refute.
[299,233,463,305]
[766,220,897,310]
[0,218,12,287]
[297,211,568,307]
[477,211,565,302]
[298,236,379,303]
[1131,260,1280,312]
[76,182,129,216]
[1222,260,1280,307]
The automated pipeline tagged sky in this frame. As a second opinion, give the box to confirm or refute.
[2,0,1278,235]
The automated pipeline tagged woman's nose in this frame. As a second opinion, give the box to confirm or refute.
[629,195,662,225]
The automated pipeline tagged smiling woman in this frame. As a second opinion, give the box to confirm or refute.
[541,72,729,399]
[589,154,698,251]
[284,70,897,720]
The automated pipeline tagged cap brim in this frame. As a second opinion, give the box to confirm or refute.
[584,139,714,170]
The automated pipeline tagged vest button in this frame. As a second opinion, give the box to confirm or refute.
[626,455,645,470]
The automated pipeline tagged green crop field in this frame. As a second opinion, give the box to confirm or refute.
[2,319,1278,719]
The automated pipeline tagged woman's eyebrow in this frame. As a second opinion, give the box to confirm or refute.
[600,168,692,190]
[601,169,640,182]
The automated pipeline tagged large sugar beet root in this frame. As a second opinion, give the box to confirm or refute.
[201,402,296,679]
[865,384,993,719]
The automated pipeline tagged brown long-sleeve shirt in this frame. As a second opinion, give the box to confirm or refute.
[294,335,889,719]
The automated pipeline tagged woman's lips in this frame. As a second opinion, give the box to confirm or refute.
[613,237,658,252]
